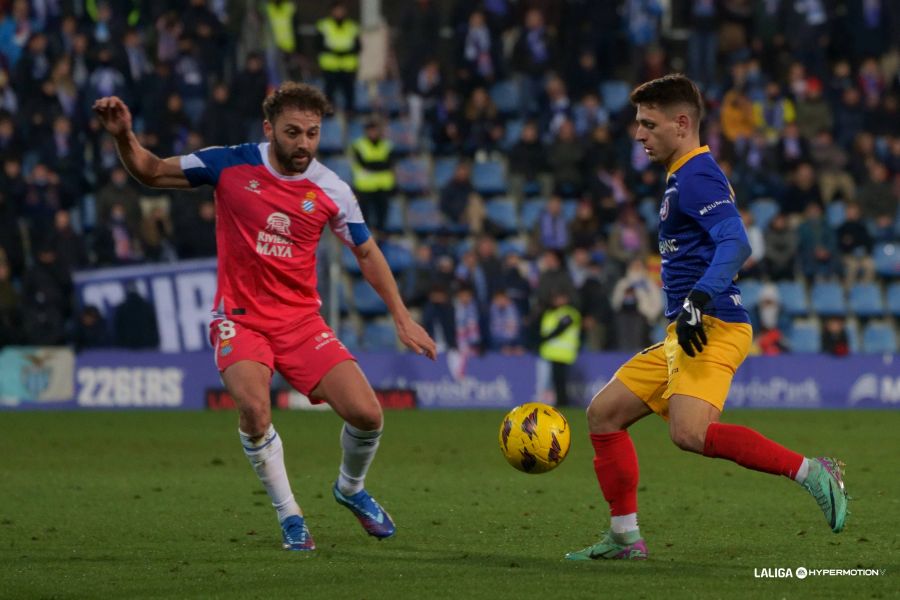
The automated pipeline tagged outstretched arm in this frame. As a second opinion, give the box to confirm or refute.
[92,96,193,189]
[352,238,437,360]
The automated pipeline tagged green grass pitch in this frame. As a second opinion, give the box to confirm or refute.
[1,409,897,599]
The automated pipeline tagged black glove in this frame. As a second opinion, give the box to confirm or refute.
[675,290,710,357]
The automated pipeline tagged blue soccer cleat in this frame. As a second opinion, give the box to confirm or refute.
[332,483,396,539]
[281,515,316,551]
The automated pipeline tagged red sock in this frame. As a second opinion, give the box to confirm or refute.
[703,422,805,479]
[590,431,639,516]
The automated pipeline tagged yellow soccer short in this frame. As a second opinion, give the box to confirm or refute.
[615,315,752,419]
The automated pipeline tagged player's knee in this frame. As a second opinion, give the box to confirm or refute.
[586,395,618,433]
[346,408,382,432]
[669,423,705,453]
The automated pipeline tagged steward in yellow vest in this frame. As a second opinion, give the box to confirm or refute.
[539,292,582,405]
[317,1,360,113]
[351,119,395,232]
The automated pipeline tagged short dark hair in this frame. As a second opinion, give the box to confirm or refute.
[262,82,333,123]
[629,74,705,123]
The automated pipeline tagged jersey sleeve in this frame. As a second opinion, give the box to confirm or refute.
[678,170,740,232]
[327,179,371,247]
[178,146,241,187]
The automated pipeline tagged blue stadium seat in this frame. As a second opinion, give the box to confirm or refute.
[323,157,353,183]
[353,80,372,113]
[848,283,884,318]
[599,80,631,114]
[561,200,578,222]
[810,281,846,316]
[381,241,414,273]
[377,79,405,115]
[638,197,659,231]
[347,117,365,142]
[887,282,900,317]
[353,280,388,316]
[485,197,518,234]
[749,198,779,230]
[387,119,417,154]
[874,243,900,277]
[395,157,430,194]
[406,197,444,234]
[498,237,526,257]
[738,279,762,311]
[502,118,524,150]
[433,157,458,190]
[384,198,404,233]
[471,160,507,196]
[826,201,846,228]
[520,198,545,230]
[788,322,821,353]
[362,320,397,351]
[338,323,360,351]
[861,322,898,354]
[777,281,808,317]
[490,79,522,115]
[341,245,362,275]
[651,320,668,343]
[846,321,860,354]
[319,116,345,154]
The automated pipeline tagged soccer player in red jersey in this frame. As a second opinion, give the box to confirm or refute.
[93,83,436,551]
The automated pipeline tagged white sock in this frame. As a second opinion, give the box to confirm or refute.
[794,457,811,484]
[337,423,381,496]
[240,425,301,522]
[611,513,639,535]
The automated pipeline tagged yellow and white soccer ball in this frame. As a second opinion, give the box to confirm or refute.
[498,403,571,474]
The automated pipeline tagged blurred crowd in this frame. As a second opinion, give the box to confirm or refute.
[0,0,898,358]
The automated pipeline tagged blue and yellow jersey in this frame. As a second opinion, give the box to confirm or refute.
[657,146,750,324]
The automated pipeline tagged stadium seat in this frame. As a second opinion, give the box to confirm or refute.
[498,237,526,257]
[395,157,430,194]
[749,198,780,231]
[384,198,405,233]
[599,79,631,114]
[323,157,353,183]
[788,322,821,353]
[846,320,860,353]
[319,116,345,155]
[520,198,545,230]
[353,80,372,113]
[347,117,365,142]
[341,245,362,275]
[352,279,388,316]
[810,281,846,316]
[887,282,900,317]
[377,79,405,115]
[485,197,518,234]
[848,283,884,318]
[777,281,808,317]
[471,160,507,196]
[873,243,900,277]
[381,241,414,273]
[362,320,398,351]
[861,322,898,354]
[561,200,578,222]
[490,79,522,115]
[825,201,846,228]
[387,119,417,154]
[406,197,444,234]
[502,118,524,150]
[338,323,360,351]
[433,157,458,190]
[638,197,660,231]
[738,279,762,311]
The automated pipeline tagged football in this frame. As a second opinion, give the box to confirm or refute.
[498,403,571,474]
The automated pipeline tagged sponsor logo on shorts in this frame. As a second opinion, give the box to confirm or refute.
[313,331,338,351]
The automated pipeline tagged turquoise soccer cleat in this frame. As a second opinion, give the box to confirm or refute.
[565,530,648,561]
[333,484,396,539]
[281,515,316,551]
[801,457,849,533]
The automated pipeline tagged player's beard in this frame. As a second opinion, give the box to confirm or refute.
[272,135,313,174]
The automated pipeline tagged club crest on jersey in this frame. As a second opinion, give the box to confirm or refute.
[660,196,670,220]
[302,191,317,214]
[245,179,262,194]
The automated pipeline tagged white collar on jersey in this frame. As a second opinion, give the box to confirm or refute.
[258,142,318,181]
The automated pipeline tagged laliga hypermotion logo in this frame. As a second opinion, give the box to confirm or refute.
[266,212,292,236]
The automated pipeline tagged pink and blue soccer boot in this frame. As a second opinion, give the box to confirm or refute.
[281,515,316,551]
[333,483,396,539]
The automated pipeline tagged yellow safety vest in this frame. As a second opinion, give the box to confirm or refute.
[266,1,296,53]
[539,306,581,364]
[317,18,359,72]
[352,138,395,192]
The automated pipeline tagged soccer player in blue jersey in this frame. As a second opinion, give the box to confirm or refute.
[566,75,849,561]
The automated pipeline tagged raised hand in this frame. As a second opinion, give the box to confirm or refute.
[92,96,133,138]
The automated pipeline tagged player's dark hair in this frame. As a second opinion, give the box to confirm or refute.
[629,74,705,124]
[262,82,333,123]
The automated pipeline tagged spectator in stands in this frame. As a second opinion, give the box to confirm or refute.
[775,122,810,174]
[753,81,795,145]
[546,119,585,197]
[810,129,854,203]
[610,258,662,351]
[856,161,895,224]
[571,91,609,139]
[422,275,456,352]
[233,51,269,140]
[456,9,500,95]
[739,207,765,278]
[454,285,482,356]
[567,49,603,102]
[507,120,547,198]
[763,213,798,281]
[22,244,70,345]
[489,289,523,354]
[22,163,62,241]
[541,75,571,139]
[92,201,141,265]
[780,162,821,217]
[462,86,503,159]
[351,118,396,234]
[821,316,850,357]
[47,209,87,276]
[398,0,440,95]
[797,202,841,281]
[568,199,601,250]
[607,205,649,269]
[534,194,569,252]
[113,284,160,349]
[512,8,556,114]
[431,89,465,156]
[720,78,755,145]
[72,305,111,351]
[317,1,360,114]
[499,251,531,320]
[439,160,485,234]
[0,255,22,347]
[0,113,24,159]
[751,283,789,356]
[795,77,833,142]
[140,204,176,263]
[401,244,435,309]
[200,83,243,147]
[834,86,865,148]
[579,258,614,351]
[177,198,216,259]
[837,201,875,286]
[533,249,576,318]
